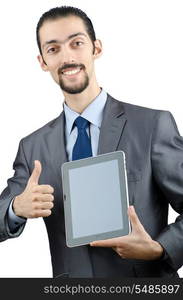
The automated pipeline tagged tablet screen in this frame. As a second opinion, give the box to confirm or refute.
[69,159,124,238]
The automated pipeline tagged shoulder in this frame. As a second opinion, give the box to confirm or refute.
[107,93,170,122]
[20,112,64,145]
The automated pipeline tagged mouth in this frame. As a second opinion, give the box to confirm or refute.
[61,66,83,76]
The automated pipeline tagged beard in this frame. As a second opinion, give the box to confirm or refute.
[59,72,89,94]
[58,63,89,94]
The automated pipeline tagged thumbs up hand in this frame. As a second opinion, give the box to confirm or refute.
[13,160,54,219]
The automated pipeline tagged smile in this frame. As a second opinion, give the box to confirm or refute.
[62,67,82,76]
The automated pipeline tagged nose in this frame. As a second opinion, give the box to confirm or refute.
[59,45,75,66]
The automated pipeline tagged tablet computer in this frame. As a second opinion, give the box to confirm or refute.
[61,151,130,247]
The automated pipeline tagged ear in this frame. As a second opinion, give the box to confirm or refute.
[93,39,103,59]
[37,54,48,72]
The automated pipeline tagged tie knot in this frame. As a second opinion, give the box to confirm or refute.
[74,116,89,130]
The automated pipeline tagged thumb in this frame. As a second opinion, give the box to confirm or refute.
[28,160,42,185]
[128,206,146,234]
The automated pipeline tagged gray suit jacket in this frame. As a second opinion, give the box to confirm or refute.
[0,94,183,278]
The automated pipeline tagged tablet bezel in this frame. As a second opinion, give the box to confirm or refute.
[61,151,130,247]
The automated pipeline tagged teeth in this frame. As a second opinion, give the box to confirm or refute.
[63,68,81,75]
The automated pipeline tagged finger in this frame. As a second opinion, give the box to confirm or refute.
[37,201,54,210]
[90,237,123,247]
[128,206,146,232]
[29,160,42,185]
[32,185,54,194]
[41,209,52,217]
[33,194,54,202]
[32,209,52,218]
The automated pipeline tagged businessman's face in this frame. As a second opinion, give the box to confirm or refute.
[38,16,102,94]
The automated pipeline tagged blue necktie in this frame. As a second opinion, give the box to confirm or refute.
[72,116,92,160]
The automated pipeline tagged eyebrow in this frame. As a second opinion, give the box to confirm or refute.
[42,32,87,49]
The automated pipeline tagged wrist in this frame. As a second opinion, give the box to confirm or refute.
[13,196,22,217]
[151,240,164,260]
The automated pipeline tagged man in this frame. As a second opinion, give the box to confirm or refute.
[0,6,183,278]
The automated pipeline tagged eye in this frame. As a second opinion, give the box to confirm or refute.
[47,47,57,54]
[73,41,84,47]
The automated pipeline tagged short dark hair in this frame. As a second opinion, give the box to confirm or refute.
[36,6,96,55]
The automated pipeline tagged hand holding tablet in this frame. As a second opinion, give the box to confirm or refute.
[61,151,130,247]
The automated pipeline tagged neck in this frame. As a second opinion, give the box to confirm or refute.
[63,80,101,114]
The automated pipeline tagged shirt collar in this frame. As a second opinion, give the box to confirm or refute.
[63,89,107,136]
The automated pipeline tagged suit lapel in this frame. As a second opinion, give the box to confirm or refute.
[46,112,68,183]
[47,94,127,169]
[98,94,127,155]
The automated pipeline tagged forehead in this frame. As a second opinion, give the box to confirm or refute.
[39,16,88,45]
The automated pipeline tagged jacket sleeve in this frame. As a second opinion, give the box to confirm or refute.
[0,139,30,241]
[151,111,183,270]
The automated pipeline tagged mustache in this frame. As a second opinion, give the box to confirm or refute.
[58,64,85,75]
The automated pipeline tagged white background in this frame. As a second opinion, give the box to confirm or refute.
[0,0,183,277]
